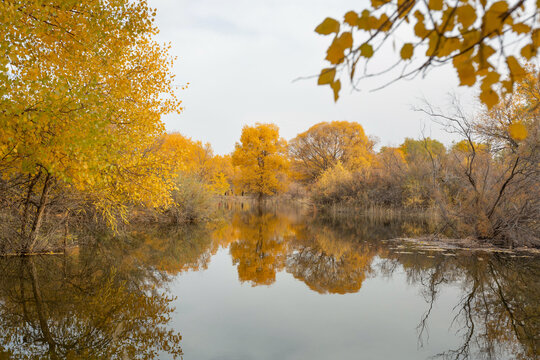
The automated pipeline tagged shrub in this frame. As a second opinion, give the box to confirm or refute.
[167,174,215,224]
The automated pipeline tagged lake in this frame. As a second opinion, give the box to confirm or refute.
[0,204,538,359]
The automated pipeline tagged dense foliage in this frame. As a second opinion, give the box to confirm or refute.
[0,0,180,252]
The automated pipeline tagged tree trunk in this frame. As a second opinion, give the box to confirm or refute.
[29,258,58,359]
[20,171,42,242]
[257,193,264,214]
[26,173,52,253]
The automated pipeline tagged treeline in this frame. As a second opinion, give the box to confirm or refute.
[217,69,539,247]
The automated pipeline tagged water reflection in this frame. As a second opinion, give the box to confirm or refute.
[0,227,203,359]
[0,206,538,359]
[382,251,539,359]
[216,206,538,359]
[222,207,432,294]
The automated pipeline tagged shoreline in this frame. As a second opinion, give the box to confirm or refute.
[387,236,540,255]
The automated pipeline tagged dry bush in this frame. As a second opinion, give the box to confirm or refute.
[420,72,539,246]
[165,173,215,224]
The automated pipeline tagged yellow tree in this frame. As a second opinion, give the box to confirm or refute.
[289,121,375,181]
[209,155,234,195]
[232,123,289,201]
[160,133,233,194]
[0,1,180,252]
[314,0,538,108]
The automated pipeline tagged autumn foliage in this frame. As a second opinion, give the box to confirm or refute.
[232,123,289,200]
[289,121,375,181]
[315,0,538,108]
[0,1,538,253]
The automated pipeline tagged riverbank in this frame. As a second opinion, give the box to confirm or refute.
[387,236,540,254]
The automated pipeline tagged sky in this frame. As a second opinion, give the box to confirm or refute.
[149,0,478,155]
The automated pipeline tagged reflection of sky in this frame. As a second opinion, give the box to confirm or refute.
[148,0,472,155]
[169,250,462,360]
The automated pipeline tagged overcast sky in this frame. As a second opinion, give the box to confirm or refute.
[149,0,478,154]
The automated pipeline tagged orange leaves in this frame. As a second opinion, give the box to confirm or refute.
[318,68,341,101]
[320,30,353,100]
[289,121,375,181]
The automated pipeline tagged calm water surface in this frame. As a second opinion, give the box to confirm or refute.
[0,205,538,359]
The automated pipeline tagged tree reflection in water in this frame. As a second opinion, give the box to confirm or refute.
[0,225,217,359]
[224,206,539,359]
[0,207,537,359]
[382,251,539,359]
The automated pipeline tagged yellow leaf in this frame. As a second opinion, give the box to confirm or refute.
[400,43,414,60]
[326,48,343,64]
[324,32,353,65]
[426,32,440,56]
[483,1,508,35]
[501,79,513,93]
[506,56,526,82]
[520,44,536,60]
[479,87,499,109]
[318,68,336,85]
[315,17,340,35]
[439,37,460,57]
[508,122,528,141]
[359,42,374,58]
[428,0,443,11]
[487,0,509,13]
[456,4,477,29]
[344,11,358,26]
[454,57,476,86]
[338,31,353,49]
[371,0,390,8]
[532,29,539,48]
[474,44,496,70]
[326,37,346,64]
[512,23,531,34]
[378,13,392,31]
[481,71,500,90]
[331,80,341,101]
[413,11,429,38]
